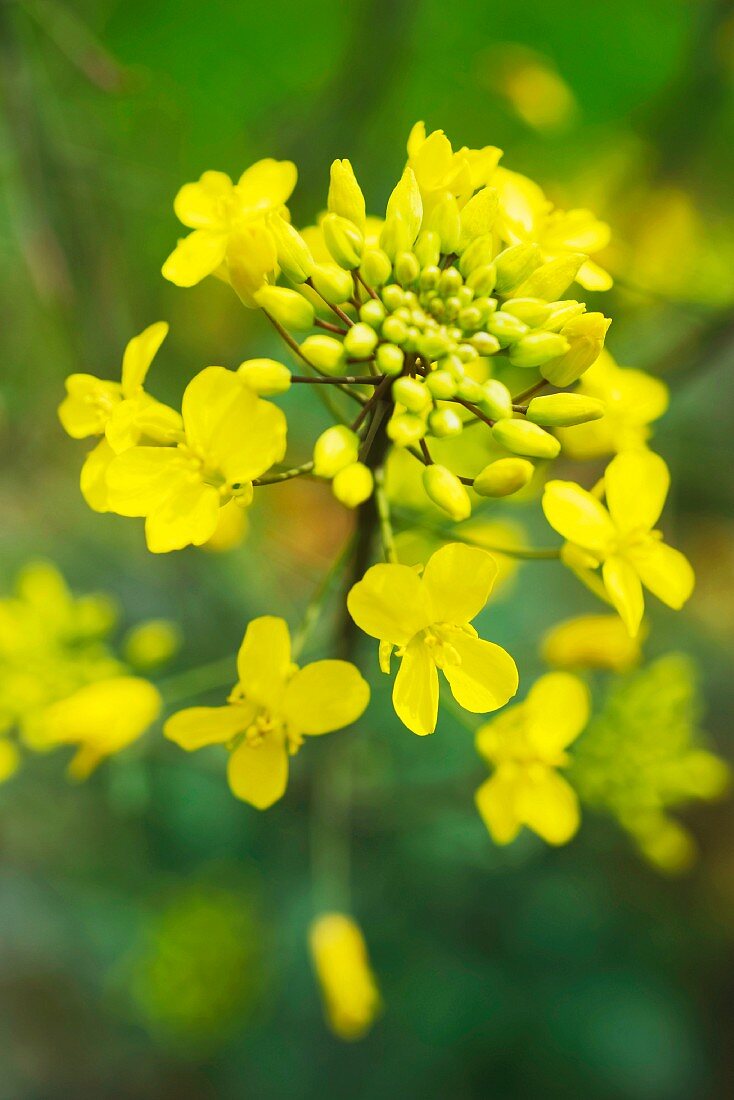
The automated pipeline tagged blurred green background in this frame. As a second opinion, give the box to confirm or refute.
[2,0,734,1096]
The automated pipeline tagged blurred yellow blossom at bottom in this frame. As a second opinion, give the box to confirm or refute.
[309,912,381,1041]
[542,613,643,672]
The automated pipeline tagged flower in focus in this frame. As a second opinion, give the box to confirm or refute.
[475,672,589,845]
[106,367,287,553]
[347,543,518,736]
[164,617,369,809]
[309,912,381,1041]
[406,121,503,214]
[543,450,694,636]
[541,613,643,672]
[161,160,296,295]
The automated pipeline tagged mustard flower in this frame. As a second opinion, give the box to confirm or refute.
[105,367,286,553]
[164,617,370,810]
[309,913,381,1041]
[541,614,643,672]
[347,543,518,736]
[475,672,589,845]
[543,450,694,637]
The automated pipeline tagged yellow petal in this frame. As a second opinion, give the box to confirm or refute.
[604,450,669,534]
[603,555,644,636]
[626,540,694,610]
[443,631,518,714]
[182,366,247,455]
[393,637,439,735]
[164,703,253,750]
[347,564,432,646]
[542,209,611,253]
[106,448,193,517]
[576,259,613,291]
[121,321,169,395]
[162,229,228,287]
[144,480,220,553]
[542,480,615,556]
[58,374,121,438]
[80,438,114,513]
[515,767,580,845]
[421,543,498,625]
[38,676,160,757]
[475,772,522,844]
[173,170,232,229]
[227,733,288,809]
[236,158,297,212]
[236,616,291,710]
[283,660,369,735]
[524,672,589,758]
[226,222,278,306]
[105,395,182,454]
[409,127,453,188]
[213,393,287,483]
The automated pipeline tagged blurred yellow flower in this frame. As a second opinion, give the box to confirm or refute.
[541,614,643,672]
[165,616,369,809]
[123,620,182,671]
[481,45,578,133]
[309,913,381,1041]
[347,543,518,735]
[475,672,589,845]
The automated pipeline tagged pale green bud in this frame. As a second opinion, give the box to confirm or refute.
[457,377,484,403]
[322,212,364,268]
[359,299,386,328]
[459,235,496,277]
[473,296,498,322]
[237,357,291,395]
[254,285,315,330]
[466,263,497,296]
[395,251,420,287]
[509,332,571,369]
[328,159,366,229]
[502,297,551,326]
[360,248,392,287]
[492,418,561,459]
[426,370,456,398]
[540,312,611,386]
[438,266,463,297]
[376,343,404,375]
[458,305,482,331]
[419,264,441,291]
[494,243,542,294]
[486,311,529,345]
[456,341,479,360]
[473,457,534,497]
[385,167,423,246]
[427,193,461,253]
[313,426,360,477]
[418,331,452,361]
[526,393,605,427]
[300,334,345,374]
[437,353,465,379]
[392,375,429,412]
[428,407,463,437]
[458,187,498,251]
[381,284,405,312]
[380,215,412,260]
[415,230,441,268]
[481,379,513,420]
[343,322,378,360]
[423,464,471,521]
[333,461,374,508]
[310,262,354,304]
[544,300,586,332]
[267,214,315,283]
[123,619,181,671]
[513,253,584,300]
[387,411,426,446]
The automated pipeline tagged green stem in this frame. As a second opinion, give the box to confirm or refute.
[291,534,356,659]
[253,460,315,486]
[262,308,365,405]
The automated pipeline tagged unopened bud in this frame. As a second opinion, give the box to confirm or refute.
[458,187,498,251]
[428,407,463,437]
[414,230,441,268]
[254,285,315,330]
[376,343,404,375]
[333,462,374,507]
[427,193,461,253]
[381,284,404,312]
[486,311,530,345]
[343,322,378,360]
[494,243,542,294]
[328,159,366,229]
[438,266,463,297]
[237,357,291,395]
[423,465,471,521]
[541,313,611,386]
[322,213,364,269]
[418,331,451,361]
[387,411,426,446]
[470,331,501,356]
[526,393,605,427]
[360,248,392,287]
[385,167,423,246]
[466,263,497,296]
[310,263,353,304]
[394,251,420,287]
[381,315,408,345]
[492,418,561,459]
[359,299,386,329]
[457,377,484,403]
[426,369,457,399]
[513,254,584,300]
[473,457,534,497]
[481,379,513,420]
[509,332,570,369]
[459,235,496,277]
[300,334,345,374]
[544,300,586,331]
[502,297,551,326]
[268,214,315,283]
[313,426,360,478]
[392,375,429,412]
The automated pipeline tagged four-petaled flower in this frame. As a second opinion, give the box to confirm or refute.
[543,450,694,637]
[164,617,370,809]
[475,672,589,845]
[347,543,518,736]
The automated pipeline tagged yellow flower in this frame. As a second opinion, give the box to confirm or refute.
[106,367,287,553]
[475,672,589,845]
[58,322,182,512]
[543,450,694,637]
[558,350,669,459]
[309,913,381,1041]
[541,614,643,672]
[347,543,518,736]
[33,676,161,780]
[162,161,296,290]
[164,617,370,810]
[406,122,502,215]
[493,166,612,291]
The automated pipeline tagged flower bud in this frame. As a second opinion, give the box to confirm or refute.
[309,913,380,1041]
[343,322,379,360]
[526,393,605,426]
[313,426,359,477]
[509,332,570,369]
[438,266,463,297]
[540,313,611,386]
[473,457,534,497]
[418,331,451,361]
[322,213,364,268]
[492,418,561,458]
[387,411,426,446]
[414,230,441,268]
[458,305,482,331]
[333,462,374,507]
[513,254,584,300]
[360,248,392,287]
[459,235,496,277]
[423,464,471,521]
[328,159,366,229]
[394,251,420,287]
[544,300,586,331]
[428,407,463,437]
[376,343,404,375]
[359,299,386,329]
[457,377,484,403]
[310,262,354,304]
[470,331,501,356]
[237,357,292,395]
[381,315,408,345]
[381,284,404,311]
[502,297,551,326]
[486,311,530,345]
[385,167,423,246]
[426,193,461,253]
[494,243,542,294]
[392,375,429,412]
[300,334,345,374]
[267,214,315,283]
[426,370,457,398]
[254,285,315,330]
[481,379,513,420]
[466,263,497,296]
[458,187,498,251]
